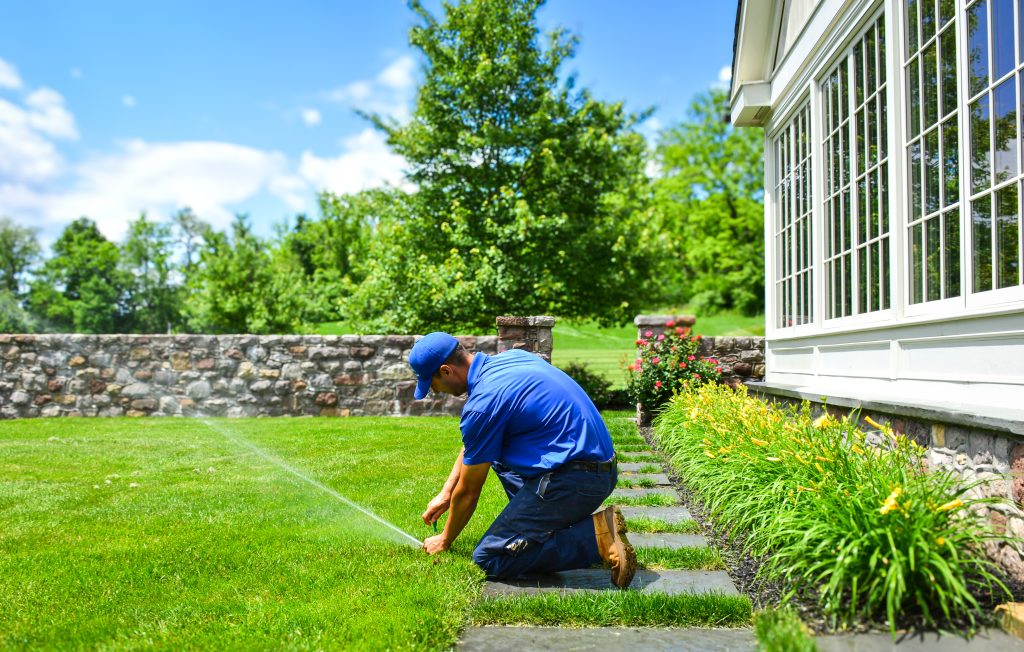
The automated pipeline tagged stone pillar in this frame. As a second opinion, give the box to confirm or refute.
[634,314,697,342]
[496,315,555,362]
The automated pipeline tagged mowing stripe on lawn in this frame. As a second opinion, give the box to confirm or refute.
[471,592,752,627]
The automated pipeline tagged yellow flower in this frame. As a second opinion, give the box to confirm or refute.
[766,456,781,462]
[704,451,716,459]
[880,486,903,515]
[815,455,833,462]
[936,536,946,546]
[797,485,817,493]
[815,462,825,474]
[751,438,769,447]
[812,414,833,428]
[937,499,964,512]
[864,416,884,430]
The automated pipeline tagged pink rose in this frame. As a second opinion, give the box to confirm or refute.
[644,330,653,337]
[679,362,687,369]
[654,381,663,389]
[652,357,660,364]
[665,320,676,328]
[687,355,696,361]
[657,334,665,341]
[635,339,646,346]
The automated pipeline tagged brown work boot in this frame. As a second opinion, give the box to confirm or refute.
[593,505,637,589]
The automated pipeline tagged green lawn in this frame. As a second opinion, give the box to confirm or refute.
[0,416,505,651]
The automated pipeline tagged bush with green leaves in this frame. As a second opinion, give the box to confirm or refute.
[653,383,1011,634]
[626,320,721,409]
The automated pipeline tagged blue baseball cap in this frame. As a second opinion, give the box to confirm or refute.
[409,332,459,400]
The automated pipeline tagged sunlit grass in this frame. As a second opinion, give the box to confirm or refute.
[636,546,724,570]
[625,517,701,533]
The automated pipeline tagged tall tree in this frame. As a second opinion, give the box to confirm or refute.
[183,215,309,334]
[121,214,181,333]
[347,0,662,333]
[0,216,41,296]
[653,87,765,314]
[26,218,130,333]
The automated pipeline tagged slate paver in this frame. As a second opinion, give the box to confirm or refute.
[482,568,739,596]
[630,532,708,549]
[458,626,757,651]
[611,487,679,500]
[815,630,1024,651]
[619,473,672,486]
[621,506,693,523]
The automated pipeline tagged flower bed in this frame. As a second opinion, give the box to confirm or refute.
[626,320,721,414]
[652,383,1013,634]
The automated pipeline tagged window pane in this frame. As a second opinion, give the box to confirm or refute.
[855,42,865,107]
[944,209,962,297]
[997,184,1020,288]
[866,24,877,91]
[870,241,881,311]
[992,0,1015,80]
[942,118,960,207]
[880,163,890,234]
[881,90,889,157]
[881,236,891,309]
[924,39,939,126]
[927,216,942,301]
[993,78,1019,183]
[971,95,992,192]
[857,107,866,175]
[973,194,993,292]
[868,97,878,167]
[941,27,958,118]
[911,141,923,220]
[911,222,924,303]
[939,0,955,26]
[909,57,921,137]
[926,128,941,214]
[968,0,990,97]
[921,0,936,40]
[878,20,887,84]
[907,0,920,55]
[859,246,869,312]
[859,176,869,244]
[843,253,852,316]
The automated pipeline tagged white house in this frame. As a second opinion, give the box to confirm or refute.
[732,0,1024,430]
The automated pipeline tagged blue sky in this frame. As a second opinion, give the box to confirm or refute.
[0,1,736,248]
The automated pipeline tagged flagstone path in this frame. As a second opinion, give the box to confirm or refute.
[456,423,756,651]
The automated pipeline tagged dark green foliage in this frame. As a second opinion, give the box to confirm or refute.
[121,214,181,333]
[345,0,663,333]
[755,608,818,652]
[559,361,615,408]
[654,88,765,314]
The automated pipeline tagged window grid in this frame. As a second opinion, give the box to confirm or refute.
[905,0,962,305]
[965,0,1023,294]
[773,103,814,330]
[822,13,890,321]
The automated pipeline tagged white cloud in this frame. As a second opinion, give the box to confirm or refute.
[299,128,408,195]
[25,88,78,139]
[718,65,733,84]
[0,58,22,90]
[45,140,309,240]
[325,55,417,122]
[301,108,321,126]
[122,95,136,108]
[0,88,77,186]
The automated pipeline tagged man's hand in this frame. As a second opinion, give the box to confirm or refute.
[422,534,450,555]
[422,492,451,526]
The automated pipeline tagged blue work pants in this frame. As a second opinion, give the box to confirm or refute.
[471,462,615,579]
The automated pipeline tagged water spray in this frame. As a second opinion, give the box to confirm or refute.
[201,419,422,548]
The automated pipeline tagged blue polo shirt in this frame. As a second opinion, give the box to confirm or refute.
[459,349,614,476]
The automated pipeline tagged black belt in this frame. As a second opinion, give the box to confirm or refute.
[564,455,617,472]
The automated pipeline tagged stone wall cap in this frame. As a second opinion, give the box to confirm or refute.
[634,315,697,327]
[496,315,555,327]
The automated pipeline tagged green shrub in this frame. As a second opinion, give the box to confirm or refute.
[560,361,615,408]
[653,384,1011,635]
[755,608,817,652]
[626,319,721,409]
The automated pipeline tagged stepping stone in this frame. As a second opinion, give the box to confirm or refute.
[481,568,739,597]
[620,473,672,486]
[621,506,693,523]
[611,487,679,500]
[815,630,1024,651]
[630,532,708,549]
[458,626,757,652]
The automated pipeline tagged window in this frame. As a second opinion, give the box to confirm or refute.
[773,103,813,329]
[964,0,1023,294]
[821,14,891,320]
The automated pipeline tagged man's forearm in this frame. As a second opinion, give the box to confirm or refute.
[440,447,465,498]
[442,477,480,546]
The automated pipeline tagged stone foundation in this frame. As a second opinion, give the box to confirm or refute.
[0,316,554,419]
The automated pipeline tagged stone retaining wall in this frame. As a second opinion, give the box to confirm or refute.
[633,314,766,386]
[0,316,555,419]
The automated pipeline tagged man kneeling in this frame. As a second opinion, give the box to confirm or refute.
[410,332,636,588]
